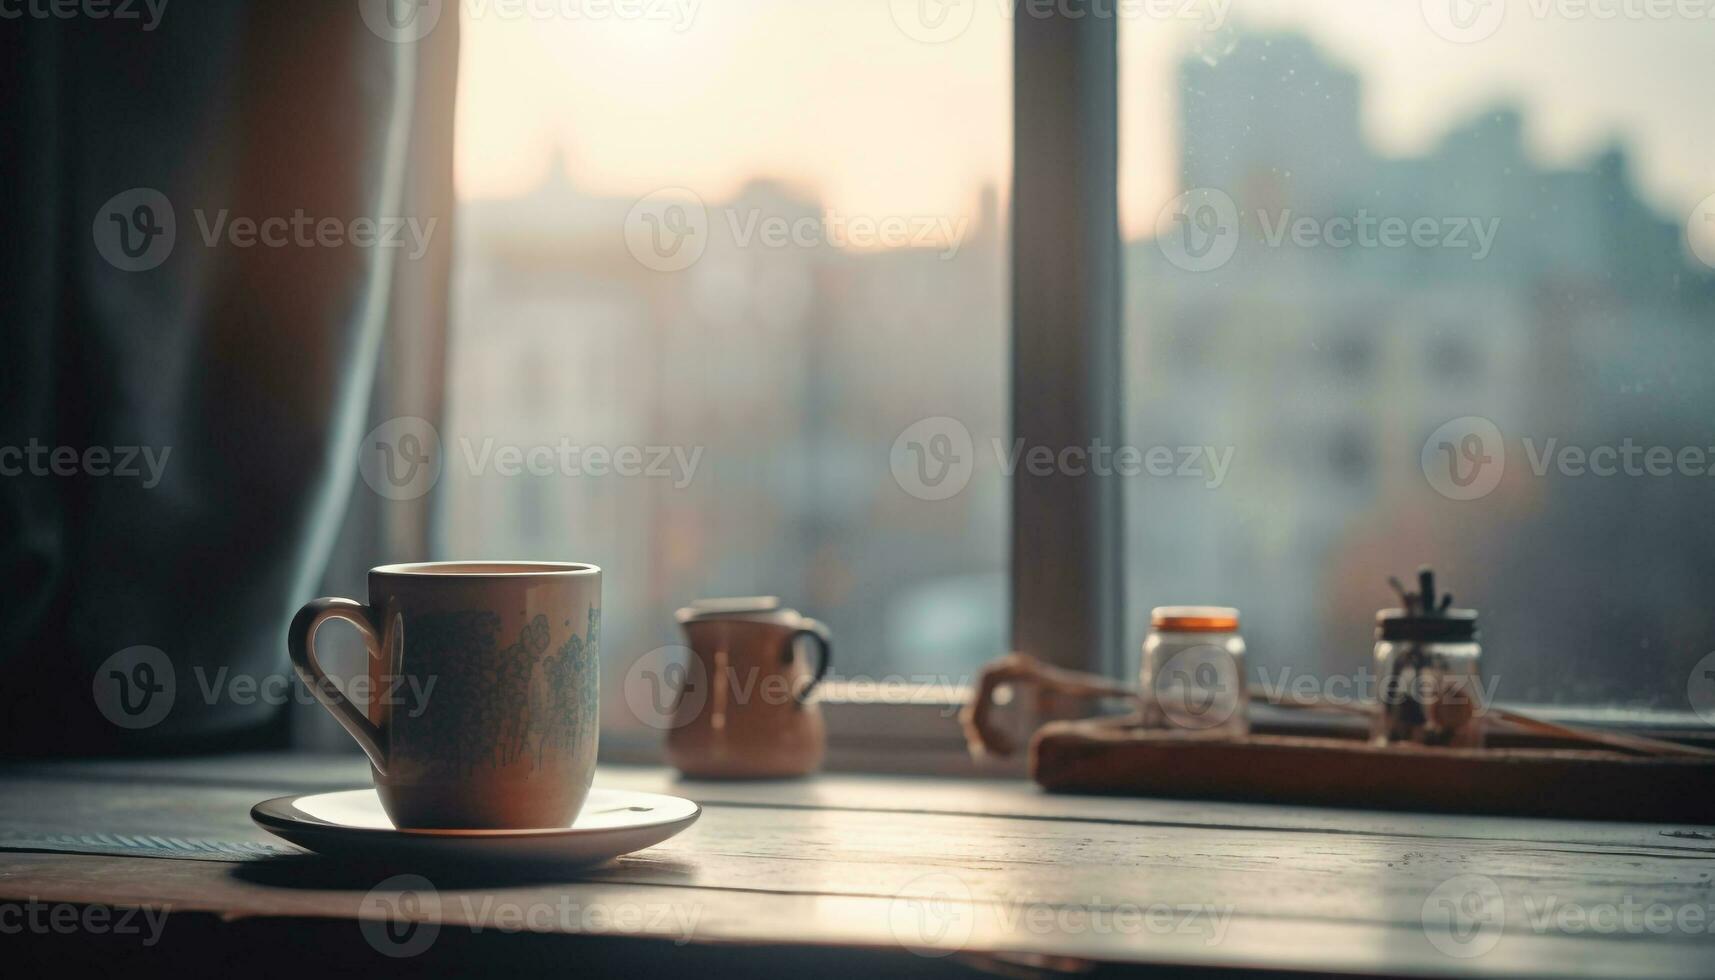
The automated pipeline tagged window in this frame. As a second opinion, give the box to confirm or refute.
[1123,6,1715,717]
[437,2,1715,759]
[441,3,1011,739]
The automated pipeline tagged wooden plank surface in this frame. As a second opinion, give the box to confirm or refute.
[12,752,1711,849]
[2,756,1713,978]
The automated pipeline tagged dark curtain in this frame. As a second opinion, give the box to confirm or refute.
[0,3,457,755]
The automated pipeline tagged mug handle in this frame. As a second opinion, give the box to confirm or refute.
[789,618,833,703]
[288,597,388,775]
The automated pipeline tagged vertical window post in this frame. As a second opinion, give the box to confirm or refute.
[1010,7,1122,673]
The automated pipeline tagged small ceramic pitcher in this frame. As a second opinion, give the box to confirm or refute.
[666,598,831,779]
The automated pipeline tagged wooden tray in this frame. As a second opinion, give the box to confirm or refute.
[1031,717,1715,823]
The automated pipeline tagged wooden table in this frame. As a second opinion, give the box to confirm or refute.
[1,754,1712,978]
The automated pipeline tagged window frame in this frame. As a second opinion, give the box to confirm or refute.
[1008,6,1124,680]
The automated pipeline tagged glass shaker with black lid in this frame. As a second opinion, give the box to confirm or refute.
[1372,567,1486,748]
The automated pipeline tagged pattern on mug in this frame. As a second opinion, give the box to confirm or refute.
[396,608,599,775]
[533,607,601,761]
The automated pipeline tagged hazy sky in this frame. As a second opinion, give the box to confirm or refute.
[453,0,1714,239]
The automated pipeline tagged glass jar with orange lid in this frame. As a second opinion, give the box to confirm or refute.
[1140,606,1248,736]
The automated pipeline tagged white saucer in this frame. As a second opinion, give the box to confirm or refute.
[251,787,699,867]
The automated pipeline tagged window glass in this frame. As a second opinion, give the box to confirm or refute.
[444,2,1012,725]
[1122,2,1715,713]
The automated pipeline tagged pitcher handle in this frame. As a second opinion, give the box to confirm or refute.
[789,618,833,703]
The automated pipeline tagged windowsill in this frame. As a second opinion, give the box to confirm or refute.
[597,690,1019,777]
[598,688,1715,777]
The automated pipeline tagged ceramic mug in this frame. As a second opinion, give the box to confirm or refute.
[289,561,601,829]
